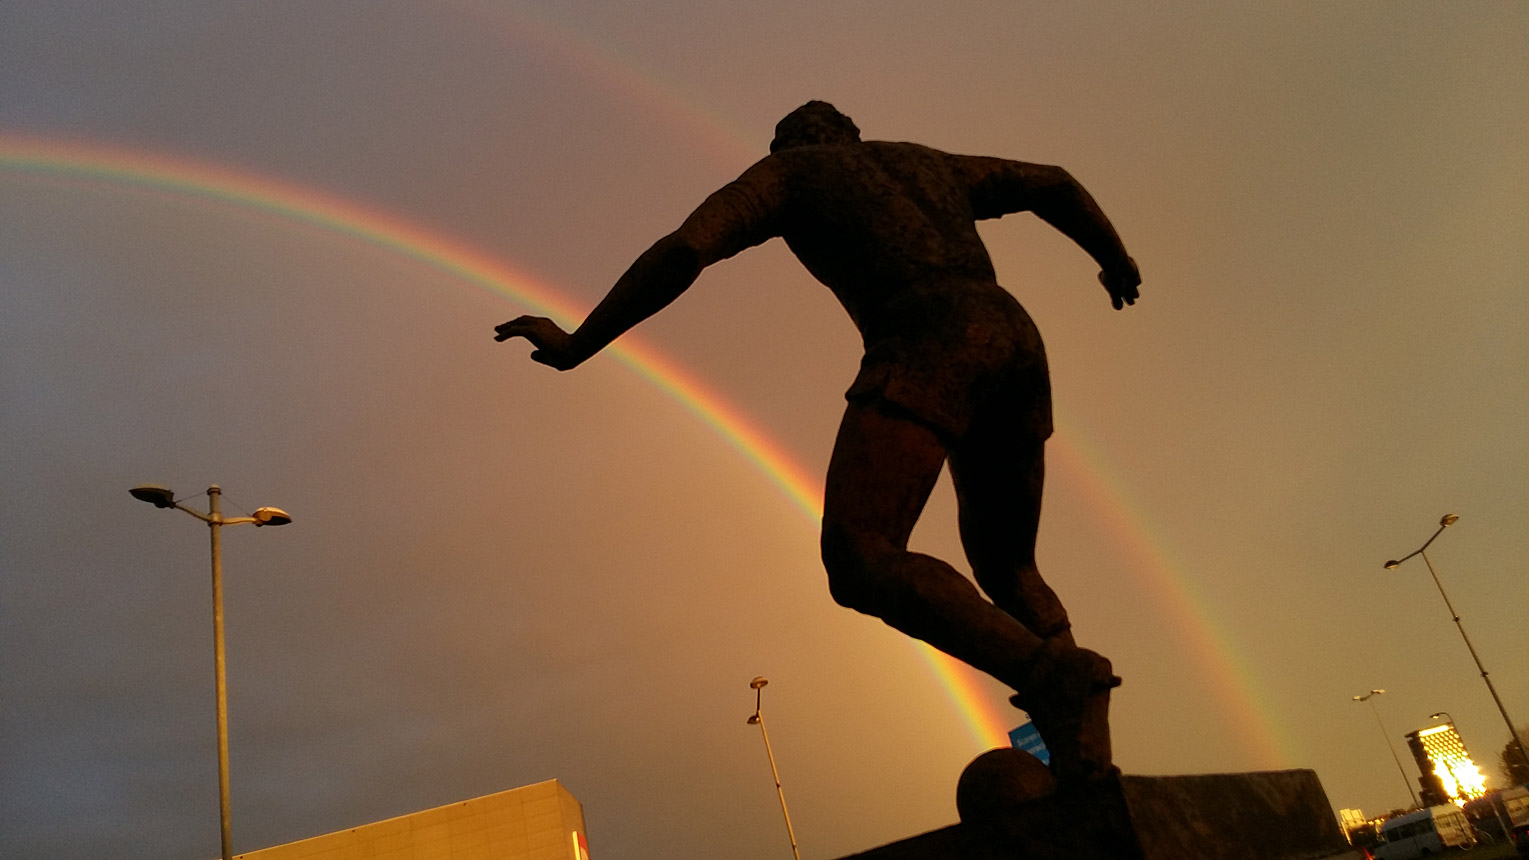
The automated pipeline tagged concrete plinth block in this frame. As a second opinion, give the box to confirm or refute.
[835,758,1348,860]
[1119,770,1347,859]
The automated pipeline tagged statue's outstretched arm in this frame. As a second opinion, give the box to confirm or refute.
[493,232,705,370]
[495,161,784,368]
[959,156,1140,309]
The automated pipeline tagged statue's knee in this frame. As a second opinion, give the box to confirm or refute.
[821,527,875,611]
[828,570,873,611]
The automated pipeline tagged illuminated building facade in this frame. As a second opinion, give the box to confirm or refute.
[1335,807,1397,853]
[1406,723,1487,806]
[1338,808,1366,833]
[235,779,590,860]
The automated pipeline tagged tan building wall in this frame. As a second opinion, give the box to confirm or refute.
[235,779,590,860]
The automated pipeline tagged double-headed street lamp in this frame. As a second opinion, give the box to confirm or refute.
[1353,689,1420,807]
[130,483,291,860]
[1383,514,1527,785]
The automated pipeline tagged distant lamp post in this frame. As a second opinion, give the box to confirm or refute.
[1384,514,1528,783]
[1354,689,1420,807]
[131,483,291,860]
[747,677,801,860]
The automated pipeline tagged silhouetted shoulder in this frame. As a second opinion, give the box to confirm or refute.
[672,155,792,264]
[855,140,967,174]
[946,154,1073,220]
[766,139,974,208]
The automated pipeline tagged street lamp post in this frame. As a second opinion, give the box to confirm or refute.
[747,677,801,860]
[130,483,291,860]
[1384,514,1528,785]
[1354,689,1420,807]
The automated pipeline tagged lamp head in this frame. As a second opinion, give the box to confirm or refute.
[253,506,292,527]
[750,676,769,690]
[1440,514,1459,527]
[129,484,177,509]
[1383,560,1401,570]
[1372,689,1385,695]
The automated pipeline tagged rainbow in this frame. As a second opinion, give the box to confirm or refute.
[0,134,1288,763]
[452,2,757,170]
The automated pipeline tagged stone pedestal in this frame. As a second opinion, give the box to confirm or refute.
[834,750,1348,860]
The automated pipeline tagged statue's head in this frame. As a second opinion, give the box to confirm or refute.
[770,101,861,153]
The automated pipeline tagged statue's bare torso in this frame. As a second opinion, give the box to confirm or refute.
[766,142,1002,308]
[683,140,1084,439]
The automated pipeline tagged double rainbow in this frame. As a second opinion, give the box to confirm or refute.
[0,133,1287,764]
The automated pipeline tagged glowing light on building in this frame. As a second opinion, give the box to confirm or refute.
[1407,723,1487,804]
[1338,808,1368,842]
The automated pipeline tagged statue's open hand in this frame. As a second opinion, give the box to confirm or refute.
[494,315,583,370]
[1099,257,1140,310]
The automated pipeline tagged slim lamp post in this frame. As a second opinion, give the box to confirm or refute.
[1354,689,1419,807]
[747,677,801,860]
[1384,514,1528,784]
[130,483,291,860]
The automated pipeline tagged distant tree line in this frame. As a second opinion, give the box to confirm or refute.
[1501,726,1529,786]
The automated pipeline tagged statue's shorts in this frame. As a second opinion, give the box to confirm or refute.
[845,279,1052,445]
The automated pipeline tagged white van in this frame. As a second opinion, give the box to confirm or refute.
[1371,804,1476,860]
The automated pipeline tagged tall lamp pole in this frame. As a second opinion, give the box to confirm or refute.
[747,677,802,860]
[1384,514,1527,783]
[1353,689,1419,807]
[130,484,291,860]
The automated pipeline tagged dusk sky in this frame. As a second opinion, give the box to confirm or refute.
[2,3,1526,859]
